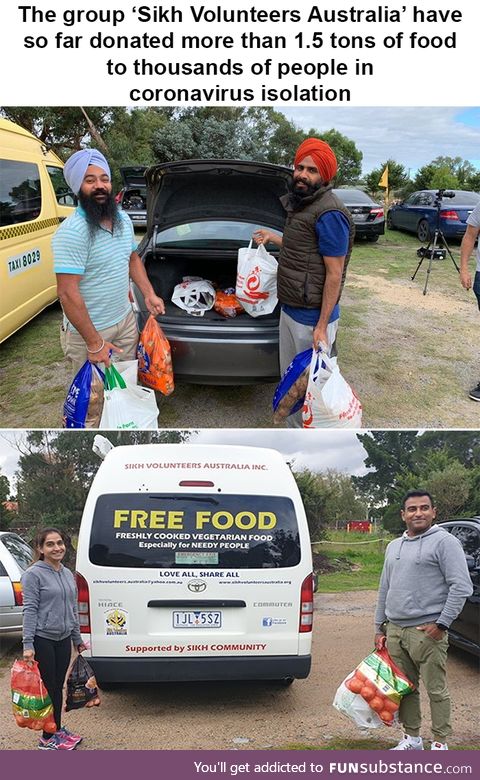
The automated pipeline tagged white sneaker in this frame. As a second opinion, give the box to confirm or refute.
[431,742,448,750]
[390,734,424,750]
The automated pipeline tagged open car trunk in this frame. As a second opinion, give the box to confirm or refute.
[144,247,280,325]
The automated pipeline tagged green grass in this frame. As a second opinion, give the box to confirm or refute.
[314,531,393,593]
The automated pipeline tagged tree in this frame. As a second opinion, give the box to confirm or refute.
[353,432,419,504]
[413,156,476,191]
[322,471,368,529]
[293,469,329,540]
[0,470,11,529]
[364,159,410,197]
[304,127,362,184]
[14,431,192,536]
[0,107,114,158]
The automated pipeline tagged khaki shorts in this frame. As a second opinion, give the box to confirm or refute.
[60,309,139,380]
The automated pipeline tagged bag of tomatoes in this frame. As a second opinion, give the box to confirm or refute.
[333,646,415,728]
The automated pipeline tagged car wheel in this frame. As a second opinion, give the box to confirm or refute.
[366,235,379,243]
[417,219,431,242]
[386,213,396,230]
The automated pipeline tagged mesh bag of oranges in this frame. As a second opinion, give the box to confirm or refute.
[333,646,415,728]
[11,659,56,732]
[137,315,174,396]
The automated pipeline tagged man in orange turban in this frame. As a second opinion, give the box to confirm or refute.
[253,137,355,427]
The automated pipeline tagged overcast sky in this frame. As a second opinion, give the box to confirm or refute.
[281,106,480,175]
[0,429,376,489]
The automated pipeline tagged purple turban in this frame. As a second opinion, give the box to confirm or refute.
[63,149,111,195]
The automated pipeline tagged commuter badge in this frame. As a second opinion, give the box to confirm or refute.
[105,608,128,636]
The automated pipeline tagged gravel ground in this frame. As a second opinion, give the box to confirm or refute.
[1,591,478,751]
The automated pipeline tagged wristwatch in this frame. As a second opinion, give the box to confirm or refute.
[436,623,448,632]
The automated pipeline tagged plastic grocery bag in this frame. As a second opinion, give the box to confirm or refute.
[137,315,174,395]
[11,659,56,732]
[65,656,100,711]
[172,277,215,316]
[63,361,105,429]
[272,348,312,424]
[333,646,415,729]
[100,363,159,429]
[236,241,278,317]
[302,350,362,428]
[214,290,244,318]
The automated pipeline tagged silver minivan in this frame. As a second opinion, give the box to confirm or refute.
[0,532,33,634]
[132,160,292,384]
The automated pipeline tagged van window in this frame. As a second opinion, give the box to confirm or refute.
[46,165,76,207]
[89,493,300,569]
[0,160,41,226]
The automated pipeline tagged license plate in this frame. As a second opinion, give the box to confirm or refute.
[173,611,222,628]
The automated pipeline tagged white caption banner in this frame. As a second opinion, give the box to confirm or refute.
[0,0,478,105]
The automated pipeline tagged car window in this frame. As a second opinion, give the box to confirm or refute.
[156,220,281,251]
[334,190,373,204]
[0,159,41,226]
[417,193,433,206]
[46,165,76,206]
[1,534,33,571]
[89,492,301,569]
[405,194,420,206]
[447,526,480,559]
[448,192,480,205]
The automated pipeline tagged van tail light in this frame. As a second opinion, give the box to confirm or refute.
[440,210,459,221]
[12,581,23,606]
[299,573,314,633]
[75,572,91,634]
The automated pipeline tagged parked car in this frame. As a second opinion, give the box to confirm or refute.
[115,166,147,229]
[387,190,480,242]
[333,188,385,242]
[132,159,292,384]
[0,118,75,344]
[440,517,480,657]
[0,531,33,634]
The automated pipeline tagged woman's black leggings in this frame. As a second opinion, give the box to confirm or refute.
[34,635,71,737]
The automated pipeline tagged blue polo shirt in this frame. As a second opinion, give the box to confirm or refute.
[282,210,350,326]
[52,206,137,332]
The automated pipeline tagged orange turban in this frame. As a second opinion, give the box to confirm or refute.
[294,138,337,183]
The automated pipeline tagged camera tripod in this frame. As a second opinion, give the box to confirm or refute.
[411,227,459,295]
[411,190,460,295]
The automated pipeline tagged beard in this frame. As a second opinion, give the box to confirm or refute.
[78,188,120,236]
[289,179,322,209]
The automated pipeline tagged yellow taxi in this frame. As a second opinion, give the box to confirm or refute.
[0,118,75,343]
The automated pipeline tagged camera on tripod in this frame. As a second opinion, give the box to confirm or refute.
[433,189,455,206]
[411,188,459,294]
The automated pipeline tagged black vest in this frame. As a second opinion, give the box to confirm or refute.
[277,184,355,308]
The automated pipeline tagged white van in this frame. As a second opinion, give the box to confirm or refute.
[75,443,314,684]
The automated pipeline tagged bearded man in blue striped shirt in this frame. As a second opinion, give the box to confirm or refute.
[53,149,164,380]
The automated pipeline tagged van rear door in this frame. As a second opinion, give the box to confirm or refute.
[85,492,305,660]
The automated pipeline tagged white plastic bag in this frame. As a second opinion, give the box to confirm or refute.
[302,350,362,428]
[333,679,384,729]
[236,241,278,317]
[100,364,158,430]
[171,277,215,316]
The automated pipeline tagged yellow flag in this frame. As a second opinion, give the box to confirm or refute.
[378,165,389,188]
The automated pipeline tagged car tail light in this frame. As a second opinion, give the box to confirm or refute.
[440,210,459,221]
[12,581,23,606]
[114,192,122,204]
[75,572,91,633]
[299,573,314,633]
[370,208,384,218]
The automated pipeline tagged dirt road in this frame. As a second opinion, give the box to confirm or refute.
[1,591,477,751]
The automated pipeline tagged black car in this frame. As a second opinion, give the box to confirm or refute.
[116,166,147,229]
[132,159,292,384]
[440,517,480,657]
[333,188,385,242]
